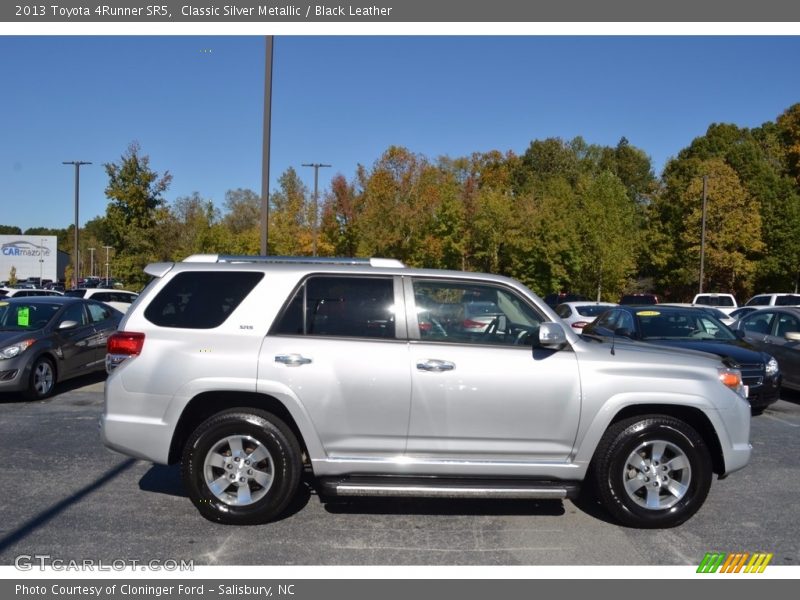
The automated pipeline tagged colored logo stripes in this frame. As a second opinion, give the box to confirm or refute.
[697,552,773,573]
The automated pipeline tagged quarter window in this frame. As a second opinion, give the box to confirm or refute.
[272,276,396,339]
[144,271,263,329]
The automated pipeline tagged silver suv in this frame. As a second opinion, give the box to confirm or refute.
[101,255,752,528]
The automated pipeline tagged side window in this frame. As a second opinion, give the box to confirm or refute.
[272,276,396,339]
[87,302,113,323]
[93,292,111,302]
[593,309,619,332]
[741,312,775,336]
[555,305,572,318]
[774,313,800,337]
[411,280,542,346]
[776,295,800,306]
[747,296,769,306]
[61,303,88,326]
[616,311,635,331]
[144,271,264,329]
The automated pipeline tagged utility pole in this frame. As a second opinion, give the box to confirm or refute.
[63,160,91,288]
[301,163,331,256]
[39,238,45,286]
[103,245,113,286]
[699,175,708,294]
[88,247,95,278]
[261,35,274,255]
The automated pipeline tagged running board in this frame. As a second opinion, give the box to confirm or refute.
[318,476,580,500]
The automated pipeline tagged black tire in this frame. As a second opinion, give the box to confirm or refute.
[24,356,56,400]
[181,409,302,525]
[591,415,712,528]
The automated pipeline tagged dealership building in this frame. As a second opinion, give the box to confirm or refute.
[0,235,69,283]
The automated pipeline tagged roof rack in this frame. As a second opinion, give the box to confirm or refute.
[182,254,405,268]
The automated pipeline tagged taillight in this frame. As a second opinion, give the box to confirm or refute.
[463,319,485,329]
[107,332,145,356]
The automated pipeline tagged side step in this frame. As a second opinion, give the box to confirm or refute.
[318,476,580,500]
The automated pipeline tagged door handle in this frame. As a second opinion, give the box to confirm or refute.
[416,359,455,372]
[275,354,312,366]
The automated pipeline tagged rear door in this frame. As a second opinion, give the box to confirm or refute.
[768,311,800,389]
[53,302,97,376]
[258,275,411,458]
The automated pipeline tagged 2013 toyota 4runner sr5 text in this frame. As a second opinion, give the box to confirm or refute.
[100,255,751,528]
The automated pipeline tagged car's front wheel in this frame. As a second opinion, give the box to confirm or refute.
[182,409,302,525]
[25,356,56,400]
[592,415,713,528]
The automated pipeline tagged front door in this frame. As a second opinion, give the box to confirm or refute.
[405,278,581,463]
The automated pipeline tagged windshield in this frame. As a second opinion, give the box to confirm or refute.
[0,302,60,331]
[636,309,735,341]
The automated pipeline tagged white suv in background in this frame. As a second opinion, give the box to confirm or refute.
[692,293,738,316]
[65,288,139,313]
[100,255,752,529]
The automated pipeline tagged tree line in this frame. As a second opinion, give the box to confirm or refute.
[4,103,800,299]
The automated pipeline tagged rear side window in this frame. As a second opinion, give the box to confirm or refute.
[272,276,396,339]
[746,295,770,306]
[144,271,263,329]
[65,290,87,298]
[775,295,800,306]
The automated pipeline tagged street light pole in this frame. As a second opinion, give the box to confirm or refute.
[699,175,708,295]
[261,35,274,255]
[301,163,331,256]
[63,160,91,288]
[39,238,45,286]
[103,245,113,286]
[88,247,95,278]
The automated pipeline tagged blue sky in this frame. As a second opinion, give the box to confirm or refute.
[2,35,799,232]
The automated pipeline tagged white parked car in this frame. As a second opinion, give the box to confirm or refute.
[0,287,63,298]
[693,293,738,316]
[64,288,139,313]
[554,301,617,332]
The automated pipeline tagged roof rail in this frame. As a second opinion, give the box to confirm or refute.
[181,254,405,268]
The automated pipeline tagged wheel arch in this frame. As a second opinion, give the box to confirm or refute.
[167,391,312,467]
[604,404,725,476]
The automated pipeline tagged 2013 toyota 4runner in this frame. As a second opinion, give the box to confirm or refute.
[100,255,752,528]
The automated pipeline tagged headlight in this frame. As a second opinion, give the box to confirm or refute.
[765,357,779,377]
[0,339,36,360]
[718,367,746,398]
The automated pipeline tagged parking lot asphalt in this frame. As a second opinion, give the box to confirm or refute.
[0,376,798,567]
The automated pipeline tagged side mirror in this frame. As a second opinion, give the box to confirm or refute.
[785,332,800,342]
[537,322,568,350]
[58,320,79,330]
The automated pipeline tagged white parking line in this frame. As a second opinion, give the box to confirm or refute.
[762,413,800,428]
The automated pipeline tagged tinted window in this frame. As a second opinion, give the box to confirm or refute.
[87,302,114,323]
[555,305,572,318]
[61,303,88,326]
[576,305,613,317]
[746,295,770,306]
[741,311,776,335]
[695,295,735,307]
[145,271,263,329]
[411,280,542,346]
[65,290,87,298]
[272,276,396,339]
[775,295,800,306]
[775,313,800,337]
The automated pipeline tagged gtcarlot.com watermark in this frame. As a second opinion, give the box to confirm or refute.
[14,554,194,572]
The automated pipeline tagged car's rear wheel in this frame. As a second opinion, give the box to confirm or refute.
[25,356,56,400]
[592,415,712,528]
[182,409,302,525]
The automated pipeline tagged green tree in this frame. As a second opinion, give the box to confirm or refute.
[103,142,172,288]
[269,168,313,255]
[0,225,22,235]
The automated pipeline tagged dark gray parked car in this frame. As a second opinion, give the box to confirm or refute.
[0,296,122,399]
[731,307,800,391]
